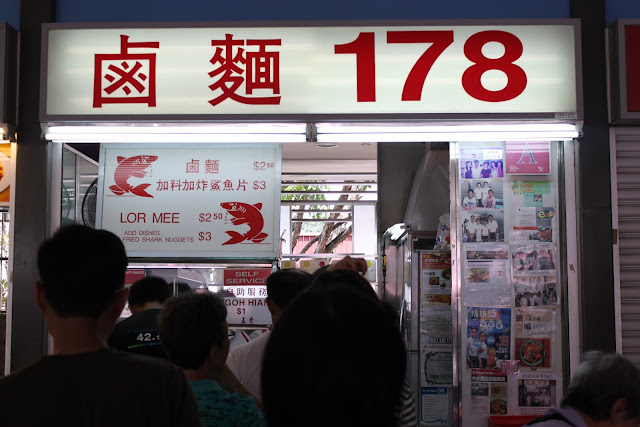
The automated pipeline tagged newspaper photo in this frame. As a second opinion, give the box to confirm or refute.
[460,146,504,180]
[470,369,508,415]
[514,276,558,307]
[512,244,557,276]
[464,244,511,306]
[513,373,562,415]
[466,307,511,369]
[462,210,505,243]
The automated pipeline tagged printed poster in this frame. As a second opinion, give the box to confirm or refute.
[421,306,453,348]
[421,387,450,426]
[0,144,12,206]
[505,141,550,175]
[470,369,508,415]
[466,307,512,369]
[461,179,504,210]
[511,244,557,277]
[421,253,452,295]
[460,146,504,180]
[512,373,562,415]
[464,244,511,306]
[461,209,505,243]
[422,350,453,386]
[514,276,558,307]
[512,207,555,243]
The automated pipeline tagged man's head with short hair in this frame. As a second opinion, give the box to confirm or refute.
[562,351,640,424]
[127,276,171,311]
[265,269,313,320]
[37,225,128,318]
[158,293,228,370]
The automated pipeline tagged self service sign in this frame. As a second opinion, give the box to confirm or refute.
[97,144,281,258]
[42,21,579,118]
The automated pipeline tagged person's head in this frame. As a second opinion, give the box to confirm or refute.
[491,161,496,167]
[127,276,171,313]
[561,351,640,425]
[474,160,479,167]
[266,269,313,324]
[479,331,486,341]
[488,347,496,355]
[470,215,476,222]
[476,182,482,188]
[466,161,472,169]
[470,327,478,337]
[488,190,494,197]
[468,190,474,198]
[483,161,489,169]
[483,181,489,187]
[488,215,494,222]
[497,160,503,169]
[36,224,128,318]
[158,293,228,370]
[312,269,378,301]
[262,284,406,427]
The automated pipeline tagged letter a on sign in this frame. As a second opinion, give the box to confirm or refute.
[505,141,550,175]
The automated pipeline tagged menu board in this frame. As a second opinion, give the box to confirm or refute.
[98,144,281,258]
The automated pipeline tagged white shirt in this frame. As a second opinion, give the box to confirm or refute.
[227,330,271,399]
[487,220,498,233]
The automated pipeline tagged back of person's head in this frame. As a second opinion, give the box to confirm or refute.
[37,224,127,318]
[175,282,193,295]
[561,351,640,420]
[128,276,171,307]
[158,293,227,370]
[312,269,377,301]
[262,284,406,427]
[266,269,313,310]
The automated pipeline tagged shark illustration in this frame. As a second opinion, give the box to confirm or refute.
[109,155,158,198]
[221,202,269,245]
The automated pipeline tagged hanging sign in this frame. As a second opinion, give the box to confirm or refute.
[43,22,579,118]
[97,144,281,258]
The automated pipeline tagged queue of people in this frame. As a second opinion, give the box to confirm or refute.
[0,224,410,427]
[0,224,639,427]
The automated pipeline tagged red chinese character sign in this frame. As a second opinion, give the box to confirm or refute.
[44,24,579,116]
[94,35,159,107]
[505,142,551,175]
[98,144,281,258]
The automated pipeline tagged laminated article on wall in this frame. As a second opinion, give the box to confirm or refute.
[470,369,509,416]
[466,307,512,370]
[509,181,556,244]
[514,308,556,371]
[422,349,454,386]
[510,372,563,415]
[463,244,511,306]
[421,387,450,426]
[511,244,557,277]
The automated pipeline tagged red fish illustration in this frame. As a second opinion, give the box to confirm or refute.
[221,202,269,245]
[109,155,158,198]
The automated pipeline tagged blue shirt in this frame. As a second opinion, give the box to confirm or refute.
[190,379,265,427]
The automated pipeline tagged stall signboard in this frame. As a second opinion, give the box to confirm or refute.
[97,144,281,258]
[608,19,640,123]
[223,296,271,326]
[223,268,270,298]
[43,22,579,118]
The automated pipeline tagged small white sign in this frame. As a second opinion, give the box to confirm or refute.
[44,23,578,117]
[98,144,281,258]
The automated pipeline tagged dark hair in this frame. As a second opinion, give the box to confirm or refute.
[561,351,640,419]
[128,276,171,307]
[312,269,378,301]
[266,269,313,310]
[262,285,406,427]
[37,225,127,317]
[158,293,227,370]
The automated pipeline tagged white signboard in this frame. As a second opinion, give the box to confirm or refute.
[224,297,271,326]
[98,144,281,258]
[44,23,578,117]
